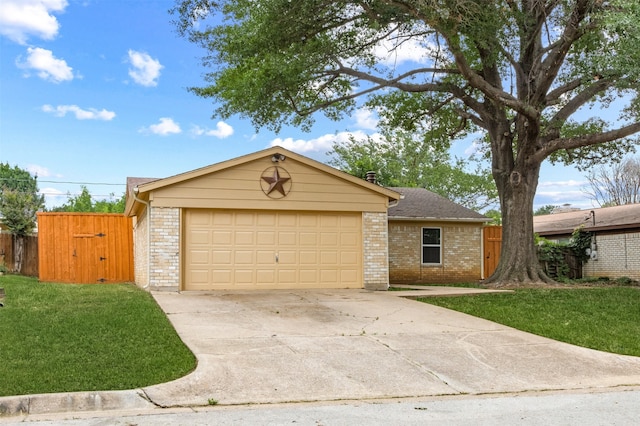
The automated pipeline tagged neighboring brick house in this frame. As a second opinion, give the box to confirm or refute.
[534,204,640,280]
[387,187,490,284]
[125,147,490,292]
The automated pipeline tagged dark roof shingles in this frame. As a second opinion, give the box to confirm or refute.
[387,187,487,221]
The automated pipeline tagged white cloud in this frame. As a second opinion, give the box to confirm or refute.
[353,108,379,130]
[17,47,73,82]
[191,122,234,139]
[373,34,431,66]
[42,104,116,120]
[538,179,587,188]
[25,164,62,178]
[127,50,163,87]
[0,0,67,44]
[142,117,181,136]
[270,130,376,153]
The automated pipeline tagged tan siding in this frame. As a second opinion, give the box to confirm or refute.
[150,157,389,213]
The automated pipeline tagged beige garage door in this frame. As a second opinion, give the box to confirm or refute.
[184,209,363,290]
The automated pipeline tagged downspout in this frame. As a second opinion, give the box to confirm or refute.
[132,187,151,289]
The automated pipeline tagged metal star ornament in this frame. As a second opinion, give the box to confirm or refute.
[260,166,292,198]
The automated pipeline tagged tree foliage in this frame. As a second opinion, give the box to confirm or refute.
[328,131,498,211]
[172,0,640,285]
[585,156,640,206]
[0,163,44,236]
[534,205,558,216]
[50,186,126,213]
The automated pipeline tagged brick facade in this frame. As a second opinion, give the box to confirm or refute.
[362,212,390,290]
[148,207,180,291]
[583,232,640,280]
[133,208,149,287]
[388,221,483,283]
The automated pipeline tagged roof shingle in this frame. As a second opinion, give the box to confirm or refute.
[387,187,488,222]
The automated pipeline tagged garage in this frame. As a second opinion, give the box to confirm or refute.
[184,209,362,290]
[125,147,398,292]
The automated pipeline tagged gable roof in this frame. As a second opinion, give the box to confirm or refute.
[125,147,399,216]
[387,187,489,222]
[534,203,640,236]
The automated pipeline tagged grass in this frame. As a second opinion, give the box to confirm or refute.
[0,274,196,397]
[420,286,640,357]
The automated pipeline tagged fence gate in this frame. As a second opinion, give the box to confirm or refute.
[483,226,502,279]
[37,213,134,284]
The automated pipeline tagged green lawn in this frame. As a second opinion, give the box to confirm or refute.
[0,275,196,397]
[420,286,640,357]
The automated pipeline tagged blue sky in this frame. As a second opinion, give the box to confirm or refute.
[0,0,616,211]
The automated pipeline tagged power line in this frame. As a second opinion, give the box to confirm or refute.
[0,177,125,186]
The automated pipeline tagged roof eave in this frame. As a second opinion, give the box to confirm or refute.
[388,216,490,223]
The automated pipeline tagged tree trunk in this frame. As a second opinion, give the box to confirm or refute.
[13,234,24,274]
[484,159,553,287]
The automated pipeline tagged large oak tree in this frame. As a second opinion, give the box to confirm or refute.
[172,0,640,285]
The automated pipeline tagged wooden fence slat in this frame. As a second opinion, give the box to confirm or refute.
[0,233,38,276]
[483,226,502,279]
[37,213,134,284]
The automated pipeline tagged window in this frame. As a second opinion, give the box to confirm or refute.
[422,227,441,264]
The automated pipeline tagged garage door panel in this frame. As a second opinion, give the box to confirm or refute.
[278,251,296,264]
[212,212,233,226]
[212,230,232,244]
[341,251,359,265]
[320,251,338,265]
[278,232,297,245]
[256,251,275,264]
[190,250,209,264]
[234,251,254,264]
[235,231,254,245]
[340,232,359,246]
[299,232,317,245]
[278,269,297,283]
[341,269,358,284]
[212,270,232,283]
[257,231,276,245]
[320,232,338,246]
[189,230,210,245]
[299,251,317,264]
[185,210,362,290]
[299,269,317,283]
[256,269,276,283]
[235,270,254,283]
[235,212,256,226]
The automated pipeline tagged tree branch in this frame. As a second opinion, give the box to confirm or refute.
[534,122,640,163]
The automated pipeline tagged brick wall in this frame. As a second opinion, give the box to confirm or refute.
[388,221,483,283]
[583,232,640,280]
[133,208,149,287]
[148,206,180,291]
[363,212,389,290]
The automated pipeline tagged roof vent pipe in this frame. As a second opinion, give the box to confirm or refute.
[366,171,377,185]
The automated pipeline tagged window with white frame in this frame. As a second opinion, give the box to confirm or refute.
[422,227,441,264]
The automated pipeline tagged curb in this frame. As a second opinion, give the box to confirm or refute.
[0,389,155,418]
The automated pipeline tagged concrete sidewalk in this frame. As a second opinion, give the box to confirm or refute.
[2,288,640,419]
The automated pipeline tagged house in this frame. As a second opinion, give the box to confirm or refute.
[534,204,640,280]
[387,187,489,283]
[125,147,489,291]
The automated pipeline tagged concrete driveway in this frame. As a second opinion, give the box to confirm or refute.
[143,289,640,407]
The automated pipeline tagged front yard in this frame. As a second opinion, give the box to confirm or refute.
[419,285,640,357]
[0,275,196,397]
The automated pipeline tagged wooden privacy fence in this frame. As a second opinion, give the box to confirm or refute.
[38,213,134,284]
[483,226,502,279]
[0,233,38,276]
